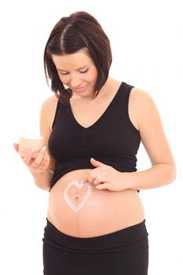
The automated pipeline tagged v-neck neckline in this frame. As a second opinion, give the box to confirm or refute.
[68,81,123,130]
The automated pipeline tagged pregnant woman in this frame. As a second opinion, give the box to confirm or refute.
[14,11,176,275]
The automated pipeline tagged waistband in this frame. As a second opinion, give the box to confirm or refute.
[43,218,148,252]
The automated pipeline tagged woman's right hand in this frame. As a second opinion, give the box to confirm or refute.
[13,137,52,174]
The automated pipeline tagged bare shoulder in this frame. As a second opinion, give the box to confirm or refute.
[42,94,58,110]
[41,94,59,132]
[40,94,59,171]
[131,87,176,166]
[129,87,156,129]
[130,87,154,109]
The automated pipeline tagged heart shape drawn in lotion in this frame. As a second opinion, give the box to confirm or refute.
[63,179,92,212]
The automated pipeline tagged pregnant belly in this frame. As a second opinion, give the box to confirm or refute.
[47,169,145,237]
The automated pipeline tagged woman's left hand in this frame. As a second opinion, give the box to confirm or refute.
[89,158,131,192]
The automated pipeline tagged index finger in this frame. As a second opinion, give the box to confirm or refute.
[33,145,47,164]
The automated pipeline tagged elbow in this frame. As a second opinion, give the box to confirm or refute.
[167,163,177,184]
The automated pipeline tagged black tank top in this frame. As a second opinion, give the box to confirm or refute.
[48,81,141,192]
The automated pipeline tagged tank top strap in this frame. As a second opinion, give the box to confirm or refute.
[118,81,134,104]
[51,96,62,130]
[114,81,138,133]
[51,95,75,130]
[114,81,134,112]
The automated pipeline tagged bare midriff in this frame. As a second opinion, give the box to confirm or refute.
[47,169,145,237]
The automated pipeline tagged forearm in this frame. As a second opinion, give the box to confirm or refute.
[29,168,53,192]
[123,164,176,191]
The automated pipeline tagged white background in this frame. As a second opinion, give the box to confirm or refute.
[0,0,182,274]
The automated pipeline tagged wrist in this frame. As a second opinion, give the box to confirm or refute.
[119,171,138,191]
[29,167,51,175]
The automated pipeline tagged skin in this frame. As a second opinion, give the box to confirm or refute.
[51,47,111,102]
[50,48,132,214]
[44,53,175,179]
[49,48,143,220]
[16,47,175,236]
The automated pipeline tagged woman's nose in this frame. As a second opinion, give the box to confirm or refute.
[70,78,83,88]
[72,83,83,90]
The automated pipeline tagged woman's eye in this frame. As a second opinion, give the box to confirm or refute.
[80,69,88,74]
[59,69,88,75]
[59,72,68,75]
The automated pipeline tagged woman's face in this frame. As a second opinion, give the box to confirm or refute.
[51,48,98,99]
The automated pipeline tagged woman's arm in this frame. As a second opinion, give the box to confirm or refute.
[124,88,176,190]
[30,95,57,191]
[123,164,176,191]
[29,168,53,191]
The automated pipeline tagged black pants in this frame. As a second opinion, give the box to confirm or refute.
[42,218,149,275]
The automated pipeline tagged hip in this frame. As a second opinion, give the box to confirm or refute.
[42,218,149,275]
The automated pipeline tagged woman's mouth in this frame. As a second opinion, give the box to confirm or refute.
[74,86,86,92]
